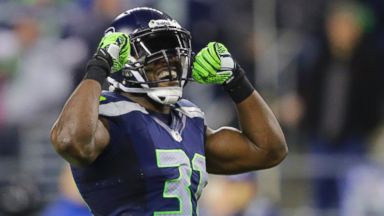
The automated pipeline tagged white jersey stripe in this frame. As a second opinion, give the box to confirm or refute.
[175,106,205,119]
[99,101,148,117]
[99,99,204,119]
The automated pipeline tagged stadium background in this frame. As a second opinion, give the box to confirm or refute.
[0,0,383,215]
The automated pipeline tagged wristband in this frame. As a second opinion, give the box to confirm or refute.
[223,65,254,103]
[84,66,108,86]
[83,51,112,86]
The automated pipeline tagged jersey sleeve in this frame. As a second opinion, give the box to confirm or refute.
[98,91,148,117]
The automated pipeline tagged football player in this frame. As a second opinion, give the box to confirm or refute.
[50,7,287,216]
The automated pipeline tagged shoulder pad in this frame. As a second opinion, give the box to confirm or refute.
[99,91,148,117]
[175,99,205,119]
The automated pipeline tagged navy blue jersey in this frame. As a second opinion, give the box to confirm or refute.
[71,91,208,216]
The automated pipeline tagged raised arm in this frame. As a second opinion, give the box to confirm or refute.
[205,90,287,174]
[192,42,288,174]
[50,79,109,166]
[50,33,130,166]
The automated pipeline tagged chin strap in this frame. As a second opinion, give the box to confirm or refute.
[147,86,183,105]
[108,76,182,105]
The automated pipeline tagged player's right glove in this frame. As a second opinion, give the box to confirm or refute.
[192,42,254,103]
[84,32,130,85]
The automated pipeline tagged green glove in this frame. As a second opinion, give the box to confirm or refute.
[98,32,130,73]
[192,42,235,84]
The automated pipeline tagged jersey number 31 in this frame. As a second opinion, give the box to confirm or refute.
[155,149,208,216]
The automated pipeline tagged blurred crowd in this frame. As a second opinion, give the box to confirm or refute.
[0,0,383,216]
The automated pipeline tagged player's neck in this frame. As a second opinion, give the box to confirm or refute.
[121,92,171,114]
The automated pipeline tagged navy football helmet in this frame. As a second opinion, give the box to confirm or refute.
[105,7,192,105]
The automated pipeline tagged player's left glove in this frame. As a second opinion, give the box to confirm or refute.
[192,42,254,103]
[192,42,235,85]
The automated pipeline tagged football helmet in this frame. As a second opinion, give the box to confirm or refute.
[105,7,192,105]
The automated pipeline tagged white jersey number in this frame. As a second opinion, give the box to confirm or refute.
[154,149,208,216]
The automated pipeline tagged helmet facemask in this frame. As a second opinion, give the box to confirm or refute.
[107,25,192,105]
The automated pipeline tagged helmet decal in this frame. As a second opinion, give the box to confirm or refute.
[148,19,181,28]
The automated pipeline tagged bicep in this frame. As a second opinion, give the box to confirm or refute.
[59,117,110,166]
[204,127,271,174]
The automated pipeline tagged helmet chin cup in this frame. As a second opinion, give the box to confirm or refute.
[147,86,182,105]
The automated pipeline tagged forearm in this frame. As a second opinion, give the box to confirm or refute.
[236,91,288,163]
[222,62,287,163]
